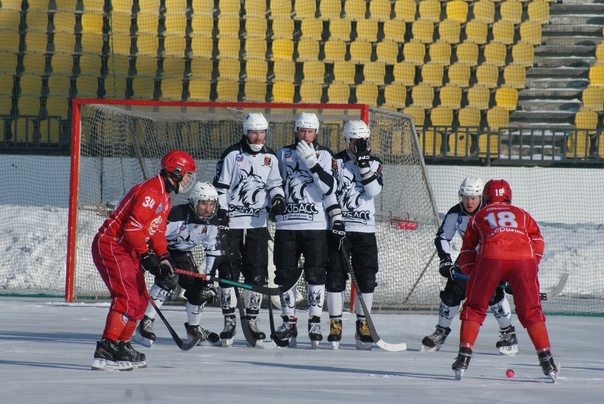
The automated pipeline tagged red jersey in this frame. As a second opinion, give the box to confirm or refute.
[96,174,171,256]
[458,202,544,274]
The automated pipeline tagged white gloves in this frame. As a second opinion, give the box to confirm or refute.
[296,140,318,169]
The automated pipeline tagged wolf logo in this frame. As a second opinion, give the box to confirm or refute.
[230,166,266,210]
[340,171,364,211]
[284,162,314,203]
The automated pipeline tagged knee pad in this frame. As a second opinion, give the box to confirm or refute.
[440,289,463,307]
[489,286,506,305]
[155,273,178,292]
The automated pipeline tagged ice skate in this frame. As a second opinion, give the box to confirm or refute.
[219,315,237,347]
[452,347,472,380]
[131,315,156,348]
[185,322,220,346]
[355,319,373,350]
[274,315,298,348]
[327,319,342,350]
[496,325,519,355]
[245,316,266,348]
[91,338,133,371]
[538,351,560,383]
[420,325,451,352]
[308,316,322,349]
[118,340,147,369]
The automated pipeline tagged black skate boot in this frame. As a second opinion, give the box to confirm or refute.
[452,347,472,380]
[118,340,147,369]
[355,319,373,350]
[327,318,342,349]
[274,315,298,347]
[91,338,133,371]
[496,325,519,355]
[308,316,322,349]
[185,322,220,346]
[131,315,156,348]
[219,315,237,347]
[421,325,451,352]
[538,350,560,382]
[245,316,266,343]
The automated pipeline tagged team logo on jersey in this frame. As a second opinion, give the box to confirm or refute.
[283,163,319,220]
[148,216,162,235]
[284,151,292,160]
[340,171,370,224]
[202,226,207,234]
[263,156,271,166]
[236,154,244,163]
[229,166,266,217]
[180,224,186,231]
[457,216,463,225]
[155,203,163,214]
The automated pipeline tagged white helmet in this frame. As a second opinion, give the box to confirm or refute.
[458,176,484,198]
[343,120,370,146]
[243,112,269,153]
[189,181,219,220]
[295,112,320,134]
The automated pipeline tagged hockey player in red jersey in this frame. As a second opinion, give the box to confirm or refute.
[452,179,559,381]
[90,150,196,371]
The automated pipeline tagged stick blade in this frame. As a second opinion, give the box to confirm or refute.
[376,339,407,352]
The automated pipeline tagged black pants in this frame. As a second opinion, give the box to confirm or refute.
[217,227,269,286]
[326,231,378,294]
[273,229,327,287]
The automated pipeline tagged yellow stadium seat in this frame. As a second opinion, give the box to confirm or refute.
[369,0,392,22]
[527,0,550,24]
[323,40,347,63]
[187,78,211,100]
[53,11,76,33]
[519,21,543,46]
[0,30,21,54]
[0,53,17,75]
[164,0,190,14]
[109,34,133,55]
[439,84,462,109]
[190,15,214,37]
[301,60,326,83]
[293,0,317,20]
[376,40,400,64]
[581,86,604,111]
[393,0,416,23]
[421,127,445,156]
[475,64,500,88]
[458,106,481,128]
[355,83,379,105]
[418,0,441,22]
[344,0,367,21]
[0,10,21,31]
[159,77,183,99]
[300,18,323,41]
[467,86,490,110]
[273,59,295,82]
[131,76,156,99]
[24,31,50,53]
[75,74,100,97]
[108,12,132,35]
[403,42,426,65]
[492,21,515,45]
[45,97,69,118]
[495,87,518,110]
[216,37,241,59]
[243,17,268,39]
[244,2,267,19]
[392,62,416,86]
[438,19,461,45]
[383,20,407,43]
[52,31,76,53]
[134,55,157,76]
[19,74,43,96]
[455,42,478,66]
[272,81,295,102]
[137,2,165,14]
[244,37,268,60]
[589,65,604,86]
[500,0,522,24]
[382,83,407,110]
[104,76,128,98]
[567,109,597,158]
[244,80,268,102]
[421,63,444,87]
[271,38,294,60]
[47,74,70,96]
[216,80,240,101]
[163,36,187,57]
[245,59,268,81]
[472,0,495,24]
[328,20,352,41]
[363,62,386,85]
[412,20,435,44]
[349,41,373,63]
[270,18,295,40]
[356,20,379,42]
[217,16,242,38]
[163,13,187,36]
[18,95,41,116]
[447,63,470,88]
[411,84,435,109]
[190,37,214,58]
[269,0,293,20]
[22,53,48,75]
[511,42,534,67]
[327,82,351,103]
[218,0,241,17]
[502,64,526,89]
[25,11,50,32]
[429,42,452,65]
[483,42,507,67]
[478,132,499,159]
[464,20,488,45]
[403,105,427,128]
[298,82,324,103]
[332,61,357,84]
[163,56,187,77]
[136,14,160,35]
[296,38,320,62]
[487,106,509,130]
[216,58,241,80]
[446,1,468,24]
[319,0,343,21]
[109,0,133,14]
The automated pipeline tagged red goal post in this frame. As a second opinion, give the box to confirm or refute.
[67,99,441,310]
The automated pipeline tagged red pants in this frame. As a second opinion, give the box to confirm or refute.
[91,234,148,320]
[461,256,545,328]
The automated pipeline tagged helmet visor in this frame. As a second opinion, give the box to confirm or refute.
[178,172,196,194]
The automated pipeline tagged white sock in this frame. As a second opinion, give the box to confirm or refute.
[280,286,296,317]
[491,296,513,329]
[244,290,262,313]
[354,293,373,317]
[437,302,459,329]
[145,284,170,319]
[327,291,344,317]
[307,284,325,318]
[220,287,237,312]
[186,301,204,326]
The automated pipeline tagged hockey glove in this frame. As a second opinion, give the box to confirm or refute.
[332,220,346,251]
[296,140,319,170]
[438,256,456,280]
[271,195,286,215]
[217,208,229,233]
[141,251,174,277]
[200,281,218,305]
[355,138,371,169]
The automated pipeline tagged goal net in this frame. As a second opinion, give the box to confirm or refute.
[67,100,441,309]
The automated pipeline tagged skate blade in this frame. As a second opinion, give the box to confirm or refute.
[419,344,439,353]
[91,359,133,371]
[454,369,464,380]
[498,345,518,356]
[289,337,297,348]
[130,333,154,348]
[356,340,372,350]
[548,362,561,383]
[221,338,234,347]
[330,341,340,350]
[250,339,265,349]
[310,340,320,350]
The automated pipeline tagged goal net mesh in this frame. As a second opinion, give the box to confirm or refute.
[69,101,441,309]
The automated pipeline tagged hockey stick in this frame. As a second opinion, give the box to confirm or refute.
[267,295,290,347]
[402,251,437,306]
[173,268,282,296]
[148,298,202,351]
[453,272,569,301]
[340,249,407,352]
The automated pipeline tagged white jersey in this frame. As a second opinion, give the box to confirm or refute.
[214,138,284,230]
[332,149,383,233]
[276,141,336,231]
[434,202,485,260]
[165,204,221,275]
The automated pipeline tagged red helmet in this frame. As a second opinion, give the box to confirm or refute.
[483,179,512,204]
[161,150,197,193]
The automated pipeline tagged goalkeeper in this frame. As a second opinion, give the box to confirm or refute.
[420,177,518,355]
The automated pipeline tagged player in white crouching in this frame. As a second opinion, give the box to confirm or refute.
[213,112,285,347]
[273,112,344,348]
[133,182,222,348]
[326,120,383,350]
[421,177,518,355]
